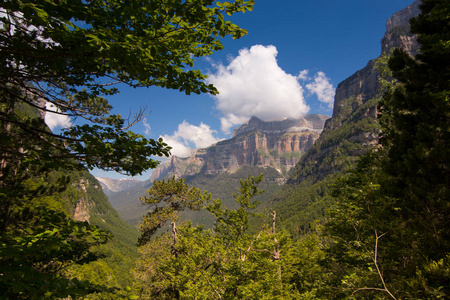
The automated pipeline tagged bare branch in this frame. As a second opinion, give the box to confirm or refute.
[352,230,396,300]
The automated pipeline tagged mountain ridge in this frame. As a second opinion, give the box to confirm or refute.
[150,114,330,182]
[96,176,146,195]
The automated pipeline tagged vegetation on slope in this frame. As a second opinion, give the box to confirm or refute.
[269,95,382,234]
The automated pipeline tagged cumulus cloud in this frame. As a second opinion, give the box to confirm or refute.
[45,103,71,131]
[305,71,335,109]
[161,121,220,157]
[206,45,310,133]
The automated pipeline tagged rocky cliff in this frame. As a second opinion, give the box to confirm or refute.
[382,0,421,56]
[333,0,420,120]
[287,0,421,186]
[270,1,422,234]
[150,114,330,182]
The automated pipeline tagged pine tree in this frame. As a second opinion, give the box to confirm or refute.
[325,0,450,298]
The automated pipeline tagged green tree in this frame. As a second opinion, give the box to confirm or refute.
[138,176,209,246]
[380,0,450,259]
[135,175,307,299]
[1,0,253,175]
[324,0,450,298]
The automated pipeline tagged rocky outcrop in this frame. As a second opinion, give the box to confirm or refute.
[150,115,330,182]
[333,59,379,116]
[333,0,420,120]
[73,198,90,222]
[287,0,421,186]
[71,178,95,222]
[382,0,421,56]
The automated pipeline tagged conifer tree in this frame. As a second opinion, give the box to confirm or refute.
[325,0,450,298]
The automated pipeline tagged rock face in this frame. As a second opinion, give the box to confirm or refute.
[150,114,330,182]
[287,0,421,186]
[333,0,420,119]
[336,0,420,119]
[382,0,421,56]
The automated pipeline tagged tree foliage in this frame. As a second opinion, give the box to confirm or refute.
[135,174,328,299]
[1,0,254,175]
[138,176,209,246]
[0,170,111,299]
[0,0,253,298]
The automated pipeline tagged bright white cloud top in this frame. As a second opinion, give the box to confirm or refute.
[207,45,336,133]
[45,103,71,131]
[207,45,310,133]
[161,121,220,157]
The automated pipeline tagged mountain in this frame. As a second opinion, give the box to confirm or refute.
[150,114,330,182]
[270,0,421,235]
[105,114,329,227]
[105,180,153,226]
[96,176,147,196]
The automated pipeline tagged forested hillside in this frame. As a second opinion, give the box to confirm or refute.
[108,165,282,227]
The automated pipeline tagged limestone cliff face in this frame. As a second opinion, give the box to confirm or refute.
[150,114,330,182]
[71,177,98,222]
[382,0,421,56]
[333,0,420,120]
[287,0,421,185]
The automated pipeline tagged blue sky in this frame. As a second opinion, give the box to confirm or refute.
[46,0,416,180]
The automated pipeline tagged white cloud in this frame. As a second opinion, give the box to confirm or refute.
[1,9,58,46]
[45,103,71,131]
[161,135,192,158]
[305,71,335,109]
[143,117,151,136]
[206,45,310,133]
[297,70,309,81]
[161,121,220,157]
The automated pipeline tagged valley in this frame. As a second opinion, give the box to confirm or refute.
[3,0,449,298]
